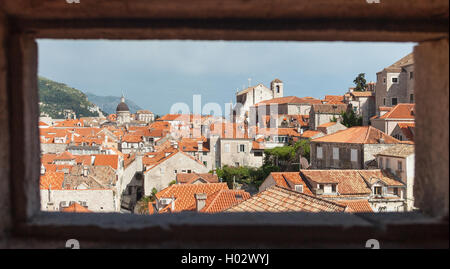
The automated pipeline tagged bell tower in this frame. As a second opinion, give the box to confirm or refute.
[271,78,283,98]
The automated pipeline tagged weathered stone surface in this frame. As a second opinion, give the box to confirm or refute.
[0,13,11,240]
[414,39,449,217]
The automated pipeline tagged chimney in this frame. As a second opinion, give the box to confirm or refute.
[197,141,203,152]
[195,193,207,212]
[82,166,89,177]
[171,195,175,212]
[40,164,46,175]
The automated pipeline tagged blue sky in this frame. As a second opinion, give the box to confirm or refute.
[37,40,415,115]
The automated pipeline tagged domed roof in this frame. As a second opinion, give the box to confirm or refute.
[116,96,130,112]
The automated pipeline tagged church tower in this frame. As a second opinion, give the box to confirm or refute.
[270,78,284,98]
[116,94,131,125]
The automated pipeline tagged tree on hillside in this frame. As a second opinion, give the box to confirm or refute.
[353,73,367,92]
[340,110,363,127]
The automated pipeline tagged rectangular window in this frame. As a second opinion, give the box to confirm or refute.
[385,158,390,169]
[333,147,339,160]
[392,77,399,83]
[383,98,386,105]
[254,151,263,157]
[410,71,414,79]
[351,149,357,162]
[331,185,336,193]
[225,143,230,153]
[317,146,323,159]
[383,77,386,84]
[239,144,245,152]
[379,157,383,168]
[393,187,399,196]
[392,98,398,106]
[235,162,240,167]
[374,186,382,195]
[319,184,324,190]
[410,94,414,103]
[203,161,207,166]
[398,160,402,171]
[294,185,303,193]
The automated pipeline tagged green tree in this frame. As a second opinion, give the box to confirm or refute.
[294,140,311,162]
[340,110,363,127]
[353,73,367,92]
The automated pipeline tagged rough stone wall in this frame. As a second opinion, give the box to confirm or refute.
[310,142,363,169]
[40,189,116,212]
[144,152,209,194]
[363,144,398,167]
[0,14,11,243]
[40,143,67,154]
[219,139,263,168]
[414,39,449,217]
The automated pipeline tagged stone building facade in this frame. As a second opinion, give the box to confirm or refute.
[375,53,415,114]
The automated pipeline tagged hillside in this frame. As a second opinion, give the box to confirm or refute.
[38,77,105,119]
[85,92,143,115]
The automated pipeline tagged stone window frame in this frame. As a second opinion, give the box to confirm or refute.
[1,0,448,248]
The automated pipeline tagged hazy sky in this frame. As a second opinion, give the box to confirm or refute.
[37,40,415,115]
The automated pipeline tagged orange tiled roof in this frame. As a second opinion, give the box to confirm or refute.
[40,171,64,190]
[270,172,313,195]
[94,154,119,170]
[210,122,248,139]
[317,122,337,128]
[55,151,75,160]
[62,202,92,213]
[227,185,347,213]
[179,137,210,152]
[201,189,251,213]
[350,91,374,97]
[122,134,143,143]
[397,122,415,141]
[323,95,344,103]
[156,183,229,213]
[176,173,219,184]
[379,104,415,119]
[253,96,322,107]
[54,119,84,127]
[252,140,265,150]
[311,126,400,144]
[335,199,373,213]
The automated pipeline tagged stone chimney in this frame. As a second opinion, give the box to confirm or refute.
[197,140,203,152]
[171,195,175,212]
[195,193,207,212]
[40,164,46,175]
[82,166,89,177]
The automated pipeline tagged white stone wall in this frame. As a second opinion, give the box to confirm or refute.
[40,189,116,212]
[143,152,209,194]
[219,139,264,168]
[40,143,68,154]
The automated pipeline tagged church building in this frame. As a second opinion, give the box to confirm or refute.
[232,78,284,123]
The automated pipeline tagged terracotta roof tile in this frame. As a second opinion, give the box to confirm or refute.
[379,104,415,119]
[311,126,400,144]
[40,171,65,190]
[93,154,119,170]
[156,183,229,213]
[176,173,219,184]
[62,202,92,213]
[334,199,373,213]
[270,172,313,195]
[227,185,347,213]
